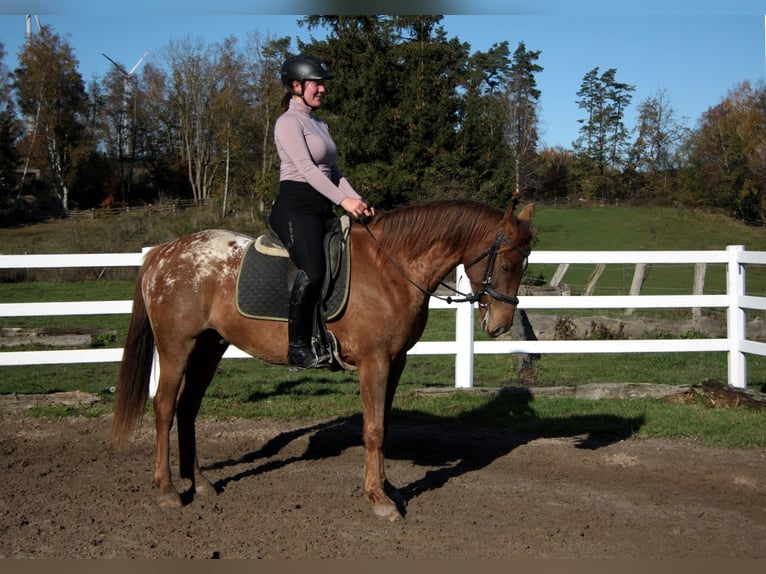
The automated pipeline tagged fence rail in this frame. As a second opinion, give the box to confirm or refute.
[1,245,765,390]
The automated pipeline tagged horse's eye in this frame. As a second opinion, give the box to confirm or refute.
[500,263,510,273]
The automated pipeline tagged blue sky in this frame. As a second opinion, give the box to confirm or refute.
[1,2,764,149]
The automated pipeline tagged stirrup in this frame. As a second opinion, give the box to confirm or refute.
[288,345,332,371]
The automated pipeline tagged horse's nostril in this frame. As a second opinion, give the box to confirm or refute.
[491,325,509,338]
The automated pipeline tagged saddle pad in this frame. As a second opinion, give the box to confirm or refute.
[235,235,351,322]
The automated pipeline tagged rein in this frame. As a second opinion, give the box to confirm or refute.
[361,221,528,306]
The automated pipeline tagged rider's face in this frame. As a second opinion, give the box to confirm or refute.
[294,80,326,108]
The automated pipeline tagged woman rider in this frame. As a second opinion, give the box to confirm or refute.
[269,54,375,369]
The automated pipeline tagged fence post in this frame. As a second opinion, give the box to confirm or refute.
[149,348,160,398]
[625,263,650,315]
[454,264,474,388]
[583,263,606,296]
[550,263,569,287]
[726,245,746,389]
[692,263,707,319]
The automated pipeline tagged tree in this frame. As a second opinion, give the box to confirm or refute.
[211,36,247,216]
[13,25,88,212]
[391,16,467,201]
[537,146,574,199]
[100,51,147,206]
[240,33,290,216]
[0,42,20,200]
[165,36,226,202]
[455,41,512,202]
[300,15,469,207]
[574,67,634,175]
[299,16,407,205]
[682,81,765,223]
[135,61,186,202]
[573,67,634,201]
[629,88,689,198]
[502,41,542,201]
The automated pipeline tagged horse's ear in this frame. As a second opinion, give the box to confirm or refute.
[501,202,534,226]
[501,203,515,226]
[518,203,535,223]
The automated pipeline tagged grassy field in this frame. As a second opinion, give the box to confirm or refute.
[528,204,766,297]
[1,203,765,448]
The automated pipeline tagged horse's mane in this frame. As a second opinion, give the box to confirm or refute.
[367,199,504,263]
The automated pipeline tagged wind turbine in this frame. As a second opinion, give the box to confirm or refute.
[102,50,148,205]
[102,50,149,81]
[102,50,148,155]
[25,14,41,45]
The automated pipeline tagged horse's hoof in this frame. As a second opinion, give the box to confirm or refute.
[157,492,182,509]
[194,478,216,497]
[373,500,402,521]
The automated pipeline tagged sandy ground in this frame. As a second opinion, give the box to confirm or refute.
[1,408,765,559]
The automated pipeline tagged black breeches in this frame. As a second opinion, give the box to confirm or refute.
[268,181,333,287]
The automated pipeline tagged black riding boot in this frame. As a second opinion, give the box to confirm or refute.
[287,270,331,369]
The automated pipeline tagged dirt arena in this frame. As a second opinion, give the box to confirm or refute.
[1,404,765,559]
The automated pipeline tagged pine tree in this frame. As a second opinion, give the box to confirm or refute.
[0,42,20,200]
[504,41,542,200]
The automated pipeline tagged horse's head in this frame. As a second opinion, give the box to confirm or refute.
[469,201,534,338]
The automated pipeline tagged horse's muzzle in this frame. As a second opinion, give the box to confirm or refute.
[481,307,515,338]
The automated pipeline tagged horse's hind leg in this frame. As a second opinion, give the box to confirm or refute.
[152,348,189,508]
[177,331,227,499]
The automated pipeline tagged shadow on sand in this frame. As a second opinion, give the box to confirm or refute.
[200,386,644,515]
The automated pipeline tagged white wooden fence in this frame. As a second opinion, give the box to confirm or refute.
[1,245,765,389]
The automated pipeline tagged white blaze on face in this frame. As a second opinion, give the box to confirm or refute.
[481,307,490,334]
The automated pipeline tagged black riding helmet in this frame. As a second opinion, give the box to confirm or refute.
[280,55,334,89]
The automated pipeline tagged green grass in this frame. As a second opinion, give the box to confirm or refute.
[531,205,766,251]
[527,205,766,297]
[0,279,136,302]
[0,280,134,349]
[3,352,764,449]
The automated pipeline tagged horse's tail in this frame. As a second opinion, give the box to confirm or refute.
[111,256,156,448]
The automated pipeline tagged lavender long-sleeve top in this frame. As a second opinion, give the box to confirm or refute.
[274,98,361,205]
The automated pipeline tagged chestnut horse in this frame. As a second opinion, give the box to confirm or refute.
[111,198,534,520]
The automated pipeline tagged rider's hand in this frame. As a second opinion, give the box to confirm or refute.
[340,197,375,220]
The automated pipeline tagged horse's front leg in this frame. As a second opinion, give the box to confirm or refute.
[358,354,406,521]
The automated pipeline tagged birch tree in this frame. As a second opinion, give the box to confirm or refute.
[165,36,220,202]
[14,26,87,211]
[630,88,689,197]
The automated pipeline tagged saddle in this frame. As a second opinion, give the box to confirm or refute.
[235,216,352,367]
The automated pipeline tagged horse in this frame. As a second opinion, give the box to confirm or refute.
[111,198,534,521]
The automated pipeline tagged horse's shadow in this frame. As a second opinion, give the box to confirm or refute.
[201,387,644,515]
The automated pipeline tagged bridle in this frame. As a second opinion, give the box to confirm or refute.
[361,222,530,306]
[463,229,530,306]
